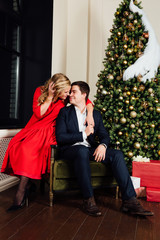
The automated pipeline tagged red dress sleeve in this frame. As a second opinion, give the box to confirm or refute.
[32,87,42,119]
[86,98,93,106]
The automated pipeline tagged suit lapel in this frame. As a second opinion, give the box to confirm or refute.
[70,105,79,131]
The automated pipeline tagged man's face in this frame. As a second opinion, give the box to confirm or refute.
[69,85,86,106]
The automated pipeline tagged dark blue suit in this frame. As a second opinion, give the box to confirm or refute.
[56,105,136,200]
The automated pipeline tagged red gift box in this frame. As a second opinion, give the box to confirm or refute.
[146,188,160,202]
[132,160,160,188]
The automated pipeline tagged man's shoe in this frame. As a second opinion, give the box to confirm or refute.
[83,196,102,217]
[121,197,154,216]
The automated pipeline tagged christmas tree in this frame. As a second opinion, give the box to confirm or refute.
[94,0,160,170]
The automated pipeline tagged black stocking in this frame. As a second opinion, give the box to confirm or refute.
[14,176,29,205]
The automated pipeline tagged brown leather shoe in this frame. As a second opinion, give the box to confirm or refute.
[83,196,102,217]
[121,197,154,216]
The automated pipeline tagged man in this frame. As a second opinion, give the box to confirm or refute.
[56,81,153,217]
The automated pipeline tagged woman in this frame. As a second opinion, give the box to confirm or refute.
[1,73,94,211]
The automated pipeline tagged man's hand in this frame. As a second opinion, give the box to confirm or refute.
[85,125,94,136]
[93,145,106,162]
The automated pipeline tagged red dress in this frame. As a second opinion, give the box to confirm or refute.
[1,87,65,179]
[1,87,92,179]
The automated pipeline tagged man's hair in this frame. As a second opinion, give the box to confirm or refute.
[71,81,90,102]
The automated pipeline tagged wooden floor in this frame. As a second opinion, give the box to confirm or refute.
[0,184,160,240]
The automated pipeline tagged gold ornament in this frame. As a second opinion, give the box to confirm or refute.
[151,124,155,128]
[116,141,120,145]
[158,150,160,156]
[132,86,138,92]
[134,142,140,149]
[97,89,101,93]
[139,84,145,91]
[130,111,137,118]
[119,96,123,100]
[135,122,140,127]
[133,19,138,25]
[137,129,142,134]
[110,29,113,32]
[120,117,127,124]
[125,132,129,137]
[118,131,123,136]
[144,145,148,149]
[127,48,133,54]
[130,124,135,129]
[118,109,122,113]
[114,37,118,41]
[114,54,119,58]
[149,107,153,111]
[125,100,129,104]
[148,88,153,93]
[150,144,154,148]
[102,108,106,112]
[127,91,131,95]
[109,57,114,61]
[158,134,160,139]
[131,96,136,100]
[123,60,128,65]
[117,32,121,37]
[116,11,120,15]
[99,85,103,89]
[123,92,127,97]
[108,74,114,80]
[156,107,160,113]
[123,44,128,49]
[107,51,111,56]
[102,90,107,95]
[155,99,159,103]
[128,151,133,158]
[129,105,134,110]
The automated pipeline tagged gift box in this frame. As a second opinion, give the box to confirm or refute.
[132,160,160,188]
[130,176,140,189]
[135,187,146,198]
[146,187,160,202]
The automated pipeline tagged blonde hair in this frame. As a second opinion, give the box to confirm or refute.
[38,73,71,105]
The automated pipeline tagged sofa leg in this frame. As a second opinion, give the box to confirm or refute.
[50,190,54,207]
[116,186,119,199]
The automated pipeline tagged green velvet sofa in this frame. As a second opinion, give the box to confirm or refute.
[49,145,118,206]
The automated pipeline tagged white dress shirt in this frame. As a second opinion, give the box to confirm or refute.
[73,106,91,147]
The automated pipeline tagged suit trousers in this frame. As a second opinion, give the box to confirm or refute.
[62,145,136,200]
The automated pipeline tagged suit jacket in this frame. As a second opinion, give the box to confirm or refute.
[56,105,110,152]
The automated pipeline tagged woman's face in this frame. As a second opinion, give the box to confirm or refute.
[59,86,71,100]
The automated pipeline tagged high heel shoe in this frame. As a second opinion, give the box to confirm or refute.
[7,191,29,212]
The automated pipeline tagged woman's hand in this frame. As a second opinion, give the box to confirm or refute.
[84,113,95,127]
[85,102,95,127]
[48,82,55,100]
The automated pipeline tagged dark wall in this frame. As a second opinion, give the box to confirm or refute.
[21,0,53,124]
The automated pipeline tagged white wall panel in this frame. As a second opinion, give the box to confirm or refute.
[66,0,89,82]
